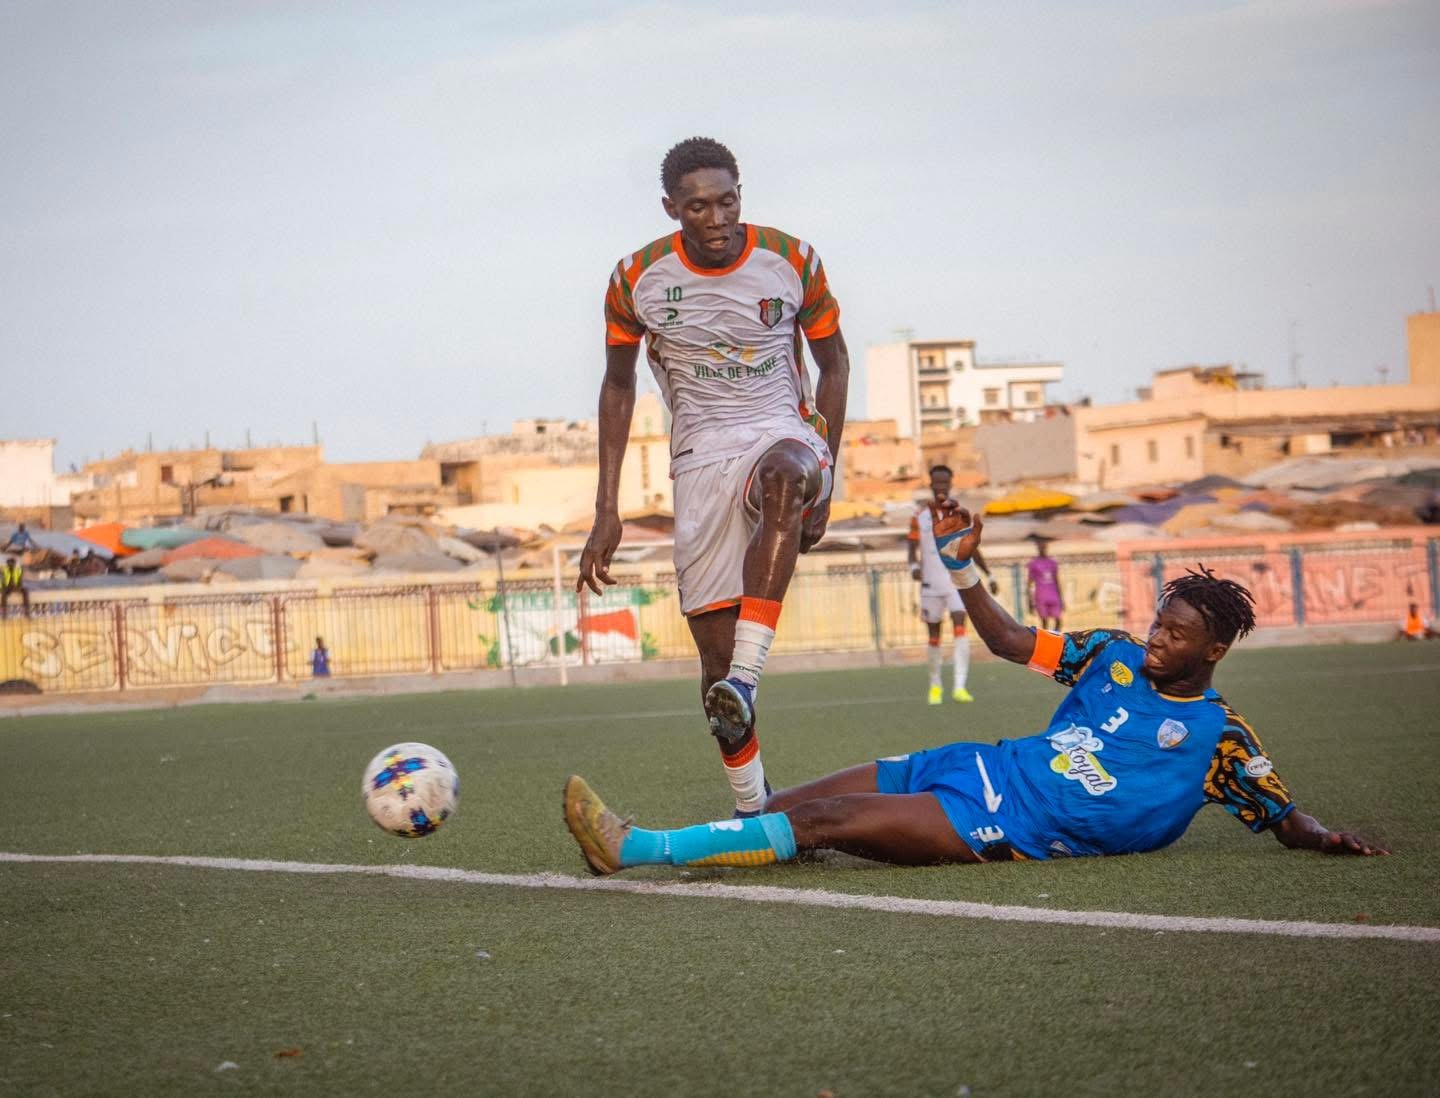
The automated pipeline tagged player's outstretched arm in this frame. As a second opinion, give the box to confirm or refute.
[800,329,850,553]
[577,343,639,595]
[1272,809,1389,856]
[934,509,1035,664]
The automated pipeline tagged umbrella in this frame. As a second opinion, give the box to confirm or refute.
[1210,510,1292,532]
[159,558,217,582]
[1091,522,1168,542]
[230,522,328,555]
[1111,494,1216,527]
[212,555,302,581]
[1069,490,1134,513]
[116,547,169,571]
[73,523,136,557]
[356,523,440,557]
[163,537,263,564]
[984,486,1076,515]
[1180,474,1249,493]
[1160,503,1232,535]
[295,557,371,580]
[370,552,463,574]
[122,526,209,551]
[26,530,116,559]
[458,529,522,553]
[1398,467,1440,491]
[436,535,487,564]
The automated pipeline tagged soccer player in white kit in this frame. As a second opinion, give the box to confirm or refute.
[908,465,991,705]
[577,137,851,816]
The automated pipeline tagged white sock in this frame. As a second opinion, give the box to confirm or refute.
[728,619,775,688]
[953,631,971,691]
[724,742,768,813]
[927,644,943,688]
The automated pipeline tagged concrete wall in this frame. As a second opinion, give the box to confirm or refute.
[0,440,65,507]
[1077,416,1207,489]
[865,341,915,436]
[1409,312,1440,386]
[975,415,1077,485]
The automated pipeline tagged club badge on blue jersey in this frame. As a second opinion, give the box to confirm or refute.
[1156,718,1190,749]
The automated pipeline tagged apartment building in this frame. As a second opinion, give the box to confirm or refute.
[866,338,1063,436]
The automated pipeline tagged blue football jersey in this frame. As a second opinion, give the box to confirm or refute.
[982,629,1293,859]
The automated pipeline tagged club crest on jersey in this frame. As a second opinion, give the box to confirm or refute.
[1156,718,1190,749]
[1109,660,1133,687]
[758,297,784,328]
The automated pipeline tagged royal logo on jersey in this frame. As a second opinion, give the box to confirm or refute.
[758,297,784,328]
[1156,718,1189,749]
[1109,660,1133,687]
[1047,725,1118,796]
[1244,756,1274,777]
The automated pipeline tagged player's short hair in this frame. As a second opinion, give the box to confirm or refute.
[660,137,739,196]
[1161,564,1256,645]
[928,464,953,477]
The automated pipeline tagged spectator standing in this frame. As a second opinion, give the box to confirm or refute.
[311,637,332,677]
[1026,539,1065,631]
[1,555,30,617]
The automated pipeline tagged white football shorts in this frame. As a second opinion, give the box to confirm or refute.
[672,426,831,615]
[918,583,964,624]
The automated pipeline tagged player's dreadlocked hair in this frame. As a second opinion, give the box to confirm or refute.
[660,137,739,197]
[1161,564,1257,645]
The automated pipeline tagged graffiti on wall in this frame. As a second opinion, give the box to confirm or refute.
[1120,550,1433,630]
[6,611,290,689]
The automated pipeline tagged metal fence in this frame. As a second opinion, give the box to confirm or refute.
[3,527,1435,696]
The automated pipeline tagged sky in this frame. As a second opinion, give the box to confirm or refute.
[3,0,1438,470]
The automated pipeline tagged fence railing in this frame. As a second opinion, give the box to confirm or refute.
[3,527,1436,696]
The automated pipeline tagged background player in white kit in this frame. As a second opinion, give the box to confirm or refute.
[577,138,851,816]
[907,464,991,704]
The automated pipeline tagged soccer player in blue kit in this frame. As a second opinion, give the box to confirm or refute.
[563,507,1387,873]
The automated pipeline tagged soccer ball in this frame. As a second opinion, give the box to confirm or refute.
[361,742,460,838]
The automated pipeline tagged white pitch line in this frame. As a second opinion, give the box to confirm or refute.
[3,851,1437,944]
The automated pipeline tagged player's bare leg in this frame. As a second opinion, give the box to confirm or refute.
[704,440,822,744]
[786,793,982,865]
[563,775,981,875]
[764,762,880,812]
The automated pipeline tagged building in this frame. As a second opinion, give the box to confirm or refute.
[866,338,1064,436]
[967,364,1440,490]
[428,392,674,530]
[0,440,93,526]
[71,445,323,525]
[248,460,462,522]
[1409,310,1440,386]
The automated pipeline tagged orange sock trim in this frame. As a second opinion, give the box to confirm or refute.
[739,596,782,630]
[721,734,761,768]
[927,636,941,647]
[953,624,967,637]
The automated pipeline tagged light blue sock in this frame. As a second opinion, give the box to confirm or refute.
[619,814,797,868]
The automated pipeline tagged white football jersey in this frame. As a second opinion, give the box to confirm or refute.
[604,224,840,476]
[908,501,954,591]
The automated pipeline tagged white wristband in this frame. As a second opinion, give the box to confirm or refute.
[950,562,981,590]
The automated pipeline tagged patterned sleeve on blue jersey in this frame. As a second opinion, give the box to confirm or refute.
[1028,628,1134,687]
[1203,704,1295,832]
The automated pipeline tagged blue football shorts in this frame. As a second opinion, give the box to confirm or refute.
[875,740,1010,859]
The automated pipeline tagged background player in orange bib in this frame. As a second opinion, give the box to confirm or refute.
[577,137,851,815]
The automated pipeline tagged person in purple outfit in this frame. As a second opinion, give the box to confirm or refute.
[1026,539,1064,630]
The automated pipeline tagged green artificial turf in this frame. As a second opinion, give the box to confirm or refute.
[2,642,1438,1095]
